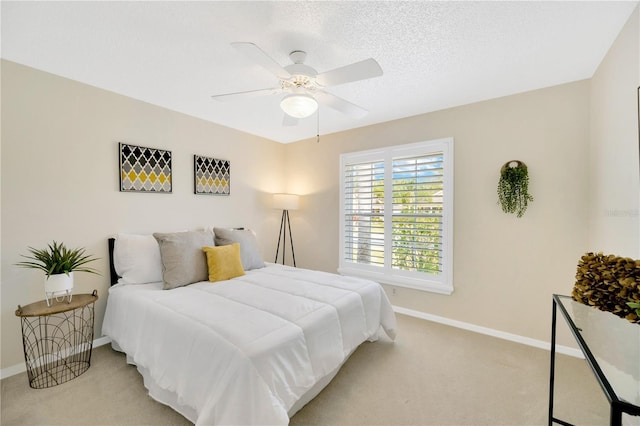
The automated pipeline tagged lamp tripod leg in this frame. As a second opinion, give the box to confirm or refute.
[286,210,296,267]
[275,210,286,264]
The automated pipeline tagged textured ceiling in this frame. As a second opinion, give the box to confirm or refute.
[2,1,637,143]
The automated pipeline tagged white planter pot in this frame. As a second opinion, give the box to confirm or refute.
[44,272,73,306]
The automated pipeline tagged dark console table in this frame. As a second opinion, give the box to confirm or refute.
[549,294,639,426]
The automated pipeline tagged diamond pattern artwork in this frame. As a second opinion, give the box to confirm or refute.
[194,155,230,195]
[119,143,172,193]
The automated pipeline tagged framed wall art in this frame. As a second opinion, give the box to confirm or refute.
[194,155,230,195]
[119,143,172,193]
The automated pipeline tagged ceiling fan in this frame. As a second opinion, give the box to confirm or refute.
[211,42,383,125]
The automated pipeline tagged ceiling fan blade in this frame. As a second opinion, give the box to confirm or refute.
[315,91,368,118]
[315,58,383,87]
[231,42,291,79]
[282,114,299,127]
[211,87,281,101]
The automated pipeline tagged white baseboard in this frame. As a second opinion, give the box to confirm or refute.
[93,336,112,348]
[1,336,112,380]
[393,306,584,359]
[0,362,28,380]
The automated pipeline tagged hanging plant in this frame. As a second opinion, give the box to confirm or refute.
[497,160,534,218]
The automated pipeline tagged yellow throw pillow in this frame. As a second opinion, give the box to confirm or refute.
[202,243,245,282]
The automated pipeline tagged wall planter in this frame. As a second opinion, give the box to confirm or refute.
[497,160,533,218]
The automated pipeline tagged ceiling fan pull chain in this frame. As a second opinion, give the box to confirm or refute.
[316,108,320,143]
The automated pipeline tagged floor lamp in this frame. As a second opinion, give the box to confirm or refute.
[273,193,299,267]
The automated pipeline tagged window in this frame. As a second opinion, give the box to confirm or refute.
[339,138,454,294]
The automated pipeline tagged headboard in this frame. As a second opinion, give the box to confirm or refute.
[108,238,119,286]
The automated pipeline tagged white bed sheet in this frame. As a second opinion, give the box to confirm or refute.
[102,264,396,425]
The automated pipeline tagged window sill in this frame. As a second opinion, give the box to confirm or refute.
[337,267,453,295]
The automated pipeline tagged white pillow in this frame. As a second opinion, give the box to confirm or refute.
[113,233,163,284]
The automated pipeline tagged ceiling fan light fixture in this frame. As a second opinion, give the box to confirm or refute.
[280,93,318,118]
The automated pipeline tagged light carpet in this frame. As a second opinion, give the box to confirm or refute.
[1,313,609,425]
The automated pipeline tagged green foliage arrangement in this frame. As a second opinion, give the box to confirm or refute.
[628,302,640,318]
[16,241,99,277]
[497,161,534,218]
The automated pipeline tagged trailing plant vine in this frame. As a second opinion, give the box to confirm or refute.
[497,161,534,218]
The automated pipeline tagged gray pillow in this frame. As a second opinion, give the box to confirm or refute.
[153,230,215,289]
[213,228,265,271]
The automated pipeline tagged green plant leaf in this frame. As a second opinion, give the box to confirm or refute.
[627,301,640,316]
[15,241,100,276]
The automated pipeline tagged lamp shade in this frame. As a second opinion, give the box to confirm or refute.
[280,94,318,118]
[273,193,299,211]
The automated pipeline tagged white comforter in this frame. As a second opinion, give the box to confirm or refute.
[102,264,396,425]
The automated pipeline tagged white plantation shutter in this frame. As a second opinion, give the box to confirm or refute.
[343,161,385,267]
[391,153,444,274]
[339,138,453,294]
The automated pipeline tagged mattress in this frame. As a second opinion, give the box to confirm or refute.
[102,263,396,425]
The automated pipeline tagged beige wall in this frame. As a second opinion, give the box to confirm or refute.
[2,5,637,372]
[283,4,640,344]
[1,60,286,369]
[589,4,640,258]
[285,80,591,343]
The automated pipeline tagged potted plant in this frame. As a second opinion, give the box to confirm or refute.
[497,160,534,218]
[16,241,99,306]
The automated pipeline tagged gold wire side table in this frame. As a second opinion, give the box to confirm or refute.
[15,291,98,389]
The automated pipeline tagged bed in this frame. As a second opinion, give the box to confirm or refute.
[102,230,396,425]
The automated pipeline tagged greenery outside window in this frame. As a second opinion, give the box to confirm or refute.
[339,138,454,294]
